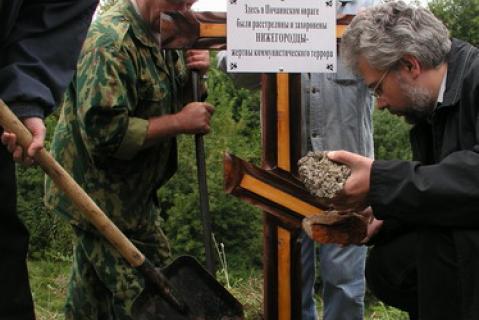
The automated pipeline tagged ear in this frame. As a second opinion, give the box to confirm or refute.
[401,54,421,79]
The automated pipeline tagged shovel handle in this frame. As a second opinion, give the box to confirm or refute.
[192,71,216,275]
[0,100,145,267]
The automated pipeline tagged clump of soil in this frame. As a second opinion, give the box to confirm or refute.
[298,151,351,199]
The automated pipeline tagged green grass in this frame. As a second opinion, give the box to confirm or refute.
[29,260,408,320]
[28,260,70,320]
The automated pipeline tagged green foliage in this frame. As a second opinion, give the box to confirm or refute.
[373,109,412,160]
[29,260,70,320]
[366,301,409,320]
[429,0,479,47]
[160,62,263,272]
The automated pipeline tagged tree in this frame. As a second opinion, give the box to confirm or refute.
[429,0,479,46]
[373,110,412,160]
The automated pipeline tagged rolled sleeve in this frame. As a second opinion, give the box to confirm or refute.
[113,117,149,160]
[77,47,140,159]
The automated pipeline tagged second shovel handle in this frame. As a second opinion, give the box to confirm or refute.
[0,100,145,267]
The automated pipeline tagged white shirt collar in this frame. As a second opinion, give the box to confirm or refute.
[437,69,447,104]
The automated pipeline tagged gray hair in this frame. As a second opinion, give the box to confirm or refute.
[341,1,451,72]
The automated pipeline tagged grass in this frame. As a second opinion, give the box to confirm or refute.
[29,260,408,320]
[28,260,70,320]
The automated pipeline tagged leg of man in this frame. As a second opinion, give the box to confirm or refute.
[65,234,113,320]
[319,244,367,320]
[65,229,147,320]
[0,141,35,320]
[367,229,462,320]
[366,232,419,320]
[301,233,319,320]
[416,229,460,320]
[65,214,170,319]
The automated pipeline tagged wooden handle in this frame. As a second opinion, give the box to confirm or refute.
[0,100,145,267]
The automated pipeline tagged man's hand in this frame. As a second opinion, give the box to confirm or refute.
[327,150,373,211]
[1,117,46,166]
[362,218,384,244]
[355,207,384,244]
[186,50,210,75]
[174,102,214,134]
[144,102,215,147]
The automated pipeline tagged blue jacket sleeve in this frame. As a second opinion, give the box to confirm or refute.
[0,0,98,119]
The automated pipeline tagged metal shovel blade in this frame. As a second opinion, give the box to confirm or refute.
[133,256,244,320]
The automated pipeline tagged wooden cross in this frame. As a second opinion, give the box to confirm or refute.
[161,10,352,319]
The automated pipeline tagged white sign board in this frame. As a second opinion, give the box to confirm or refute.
[227,0,336,73]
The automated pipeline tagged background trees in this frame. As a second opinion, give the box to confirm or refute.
[429,0,479,47]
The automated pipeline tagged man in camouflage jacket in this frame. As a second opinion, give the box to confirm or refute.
[45,0,213,318]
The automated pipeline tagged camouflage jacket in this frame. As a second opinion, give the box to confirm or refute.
[45,0,190,233]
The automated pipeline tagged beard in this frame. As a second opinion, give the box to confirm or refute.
[396,76,436,125]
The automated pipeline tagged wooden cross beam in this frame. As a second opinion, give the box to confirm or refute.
[161,11,353,320]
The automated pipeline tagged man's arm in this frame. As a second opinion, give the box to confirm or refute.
[0,0,98,119]
[328,149,479,228]
[0,0,98,163]
[76,47,214,161]
[145,50,215,147]
[143,101,214,148]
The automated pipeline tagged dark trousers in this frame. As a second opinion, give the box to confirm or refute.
[0,142,35,320]
[366,230,461,320]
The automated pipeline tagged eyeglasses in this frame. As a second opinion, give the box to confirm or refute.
[370,69,390,98]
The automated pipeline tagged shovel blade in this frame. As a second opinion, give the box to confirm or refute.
[133,256,244,320]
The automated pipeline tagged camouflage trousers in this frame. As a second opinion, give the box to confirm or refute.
[65,221,171,320]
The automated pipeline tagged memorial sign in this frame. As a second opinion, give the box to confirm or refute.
[227,0,336,73]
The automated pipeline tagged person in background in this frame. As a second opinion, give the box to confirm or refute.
[0,1,98,319]
[44,0,213,318]
[217,1,376,318]
[329,1,479,319]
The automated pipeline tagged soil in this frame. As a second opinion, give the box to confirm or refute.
[297,151,351,200]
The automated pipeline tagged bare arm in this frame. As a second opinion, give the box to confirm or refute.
[143,101,215,148]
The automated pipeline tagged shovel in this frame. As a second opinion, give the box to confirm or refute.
[191,69,216,275]
[0,100,244,320]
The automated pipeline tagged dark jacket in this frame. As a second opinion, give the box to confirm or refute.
[0,0,98,119]
[369,39,479,319]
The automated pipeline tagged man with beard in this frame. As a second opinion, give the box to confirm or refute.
[326,1,479,319]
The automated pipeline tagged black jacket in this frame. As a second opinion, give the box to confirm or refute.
[0,0,98,119]
[370,39,479,319]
